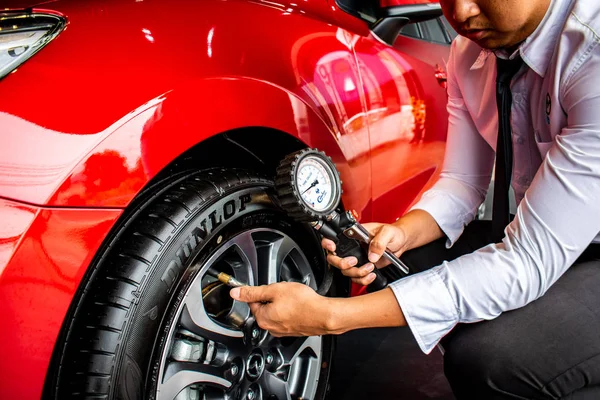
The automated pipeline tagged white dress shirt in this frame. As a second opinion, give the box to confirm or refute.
[389,0,600,354]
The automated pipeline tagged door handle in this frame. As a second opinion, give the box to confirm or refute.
[434,64,447,88]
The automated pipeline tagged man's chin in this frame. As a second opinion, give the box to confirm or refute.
[464,33,522,51]
[466,36,509,50]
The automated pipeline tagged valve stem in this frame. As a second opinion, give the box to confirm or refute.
[206,268,245,288]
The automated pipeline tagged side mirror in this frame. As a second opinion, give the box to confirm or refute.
[371,17,410,45]
[371,3,443,46]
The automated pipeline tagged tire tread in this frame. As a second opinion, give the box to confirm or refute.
[56,169,270,399]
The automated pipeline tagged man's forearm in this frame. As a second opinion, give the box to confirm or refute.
[395,209,445,252]
[324,288,406,334]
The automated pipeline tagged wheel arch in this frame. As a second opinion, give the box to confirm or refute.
[46,77,344,209]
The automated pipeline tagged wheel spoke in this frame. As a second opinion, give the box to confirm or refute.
[259,234,298,285]
[182,282,244,346]
[291,251,318,291]
[261,372,292,400]
[278,336,322,400]
[179,307,245,353]
[229,231,259,285]
[280,335,322,366]
[158,362,231,400]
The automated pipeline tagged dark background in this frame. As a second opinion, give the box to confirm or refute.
[327,326,456,400]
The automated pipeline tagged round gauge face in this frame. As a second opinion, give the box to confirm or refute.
[296,156,338,213]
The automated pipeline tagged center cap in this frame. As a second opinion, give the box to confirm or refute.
[246,351,265,380]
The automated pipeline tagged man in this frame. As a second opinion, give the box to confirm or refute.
[230,0,600,398]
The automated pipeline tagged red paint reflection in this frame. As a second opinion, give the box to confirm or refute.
[54,149,146,206]
[0,199,36,275]
[0,207,121,400]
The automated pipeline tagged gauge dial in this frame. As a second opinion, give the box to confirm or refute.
[275,148,342,221]
[296,156,336,212]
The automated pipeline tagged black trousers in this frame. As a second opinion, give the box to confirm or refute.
[400,220,600,400]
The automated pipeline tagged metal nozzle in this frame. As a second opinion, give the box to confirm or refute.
[206,267,245,287]
[215,271,245,288]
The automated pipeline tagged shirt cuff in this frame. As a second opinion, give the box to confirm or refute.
[389,264,459,354]
[408,190,471,247]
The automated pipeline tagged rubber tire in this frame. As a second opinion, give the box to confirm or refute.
[52,168,335,400]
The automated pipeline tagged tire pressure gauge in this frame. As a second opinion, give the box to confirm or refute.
[275,148,343,222]
[275,148,410,293]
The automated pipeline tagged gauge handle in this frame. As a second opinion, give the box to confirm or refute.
[313,219,388,292]
[343,224,410,276]
[335,235,389,293]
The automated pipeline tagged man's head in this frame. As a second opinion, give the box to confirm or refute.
[440,0,551,50]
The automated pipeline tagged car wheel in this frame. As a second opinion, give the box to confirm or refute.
[54,168,335,400]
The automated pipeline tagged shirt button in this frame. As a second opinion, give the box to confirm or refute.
[516,136,525,144]
[518,176,531,185]
[513,93,523,104]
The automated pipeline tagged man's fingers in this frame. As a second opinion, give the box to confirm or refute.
[327,257,375,279]
[326,254,362,271]
[321,238,336,252]
[352,272,377,287]
[350,262,375,278]
[248,302,263,317]
[230,285,272,303]
[368,225,396,263]
[326,253,376,280]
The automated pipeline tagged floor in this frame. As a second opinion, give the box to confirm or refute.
[327,326,456,400]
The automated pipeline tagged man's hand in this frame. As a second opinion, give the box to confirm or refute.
[322,222,408,286]
[231,282,407,336]
[229,282,334,337]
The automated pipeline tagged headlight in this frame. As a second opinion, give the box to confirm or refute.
[0,11,65,80]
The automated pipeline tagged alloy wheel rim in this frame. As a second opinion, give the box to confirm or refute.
[156,228,323,400]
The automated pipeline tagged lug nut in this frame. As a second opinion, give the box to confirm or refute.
[266,353,274,364]
[171,339,204,362]
[247,388,255,400]
[230,364,239,376]
[252,328,260,339]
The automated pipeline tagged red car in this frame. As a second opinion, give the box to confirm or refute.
[0,0,453,398]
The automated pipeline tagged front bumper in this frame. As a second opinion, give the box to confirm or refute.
[0,197,122,399]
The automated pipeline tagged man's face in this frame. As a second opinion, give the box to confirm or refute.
[440,0,551,50]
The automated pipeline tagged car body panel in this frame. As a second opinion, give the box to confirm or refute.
[0,0,450,397]
[1,0,375,217]
[43,78,375,212]
[355,34,448,222]
[3,0,58,7]
[379,0,438,5]
[0,201,122,399]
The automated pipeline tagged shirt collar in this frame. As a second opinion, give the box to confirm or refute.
[470,0,574,77]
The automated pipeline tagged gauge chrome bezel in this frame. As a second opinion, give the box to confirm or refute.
[293,153,341,216]
[275,148,344,222]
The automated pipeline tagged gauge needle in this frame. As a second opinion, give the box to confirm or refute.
[301,179,319,195]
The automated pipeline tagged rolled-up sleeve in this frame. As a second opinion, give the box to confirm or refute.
[409,39,495,247]
[390,265,458,353]
[393,44,600,354]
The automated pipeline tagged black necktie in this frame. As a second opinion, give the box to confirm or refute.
[491,56,524,242]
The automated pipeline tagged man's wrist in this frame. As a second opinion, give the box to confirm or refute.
[393,209,444,252]
[393,219,415,253]
[321,296,350,335]
[320,288,407,335]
